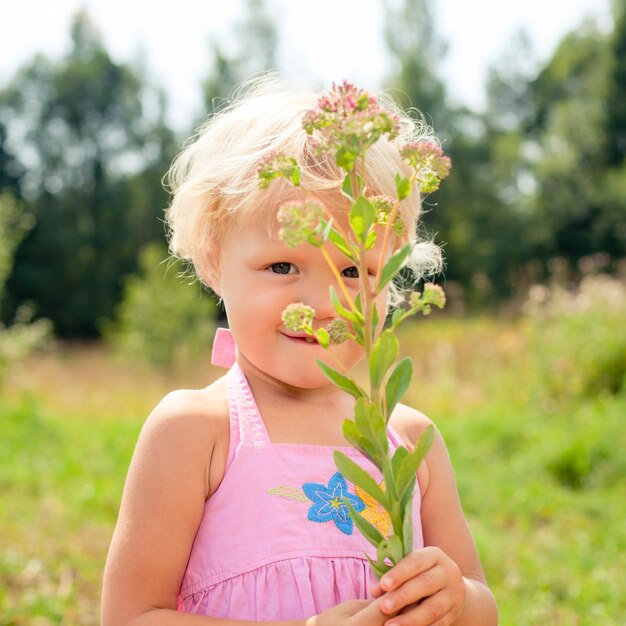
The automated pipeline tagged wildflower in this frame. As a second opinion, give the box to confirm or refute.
[257,152,301,189]
[371,195,405,236]
[302,81,400,168]
[325,318,350,344]
[400,141,452,193]
[277,200,325,248]
[282,302,315,332]
[409,283,446,315]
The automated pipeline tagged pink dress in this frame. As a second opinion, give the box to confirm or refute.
[177,329,424,620]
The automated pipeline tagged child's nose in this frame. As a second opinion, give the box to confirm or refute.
[302,278,338,321]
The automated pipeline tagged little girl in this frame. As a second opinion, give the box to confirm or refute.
[101,76,498,626]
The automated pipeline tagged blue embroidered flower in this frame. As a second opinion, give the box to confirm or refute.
[302,472,365,535]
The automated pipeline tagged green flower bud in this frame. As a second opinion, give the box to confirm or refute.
[282,302,315,332]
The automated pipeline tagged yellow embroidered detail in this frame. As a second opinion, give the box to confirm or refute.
[268,486,308,502]
[355,480,391,537]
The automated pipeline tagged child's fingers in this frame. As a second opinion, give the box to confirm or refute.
[379,564,446,614]
[353,596,395,626]
[370,582,383,598]
[383,589,457,626]
[380,547,441,592]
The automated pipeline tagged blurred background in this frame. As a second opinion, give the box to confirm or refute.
[1,1,625,624]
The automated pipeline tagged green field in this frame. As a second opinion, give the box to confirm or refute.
[2,306,625,625]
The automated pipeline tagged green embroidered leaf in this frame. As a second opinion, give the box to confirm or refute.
[376,244,412,295]
[267,486,308,503]
[334,451,389,510]
[344,498,384,548]
[349,196,376,243]
[315,360,364,399]
[385,357,413,416]
[369,329,399,389]
[343,419,381,467]
[395,425,434,501]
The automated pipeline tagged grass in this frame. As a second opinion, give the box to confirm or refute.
[1,311,625,625]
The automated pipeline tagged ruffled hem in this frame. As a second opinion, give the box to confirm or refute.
[178,555,375,620]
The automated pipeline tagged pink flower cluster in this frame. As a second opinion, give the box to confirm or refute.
[256,151,301,189]
[399,141,452,194]
[302,81,400,166]
[277,200,325,248]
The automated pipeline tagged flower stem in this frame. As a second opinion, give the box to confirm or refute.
[319,246,356,313]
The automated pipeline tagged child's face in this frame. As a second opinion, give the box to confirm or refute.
[217,203,391,389]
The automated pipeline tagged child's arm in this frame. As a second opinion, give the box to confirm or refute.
[372,408,498,625]
[101,387,392,626]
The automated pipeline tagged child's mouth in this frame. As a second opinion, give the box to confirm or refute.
[284,334,318,344]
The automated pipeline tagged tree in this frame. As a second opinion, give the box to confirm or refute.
[527,19,624,266]
[382,0,450,133]
[0,11,177,335]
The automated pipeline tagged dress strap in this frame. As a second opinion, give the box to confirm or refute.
[225,361,271,454]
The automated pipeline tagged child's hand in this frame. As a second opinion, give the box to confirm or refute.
[370,547,466,625]
[307,597,393,626]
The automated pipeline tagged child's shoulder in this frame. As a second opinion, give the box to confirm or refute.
[389,402,435,448]
[147,375,229,434]
[138,375,231,499]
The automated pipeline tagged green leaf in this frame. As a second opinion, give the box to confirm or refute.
[391,445,409,475]
[344,498,384,548]
[349,197,376,243]
[402,493,415,554]
[329,286,363,325]
[336,146,357,171]
[395,425,434,501]
[385,357,413,416]
[376,244,413,295]
[328,228,354,260]
[334,451,389,510]
[377,535,404,566]
[341,173,354,199]
[291,166,301,186]
[369,329,399,389]
[354,398,389,457]
[316,327,330,349]
[391,308,406,330]
[320,218,333,243]
[395,173,412,200]
[365,229,377,250]
[315,360,364,399]
[342,419,380,467]
[366,554,391,579]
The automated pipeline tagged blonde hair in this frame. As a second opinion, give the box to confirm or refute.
[165,74,442,306]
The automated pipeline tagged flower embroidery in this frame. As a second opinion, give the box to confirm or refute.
[302,472,365,535]
[355,481,391,537]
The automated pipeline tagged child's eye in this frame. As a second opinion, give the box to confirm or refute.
[342,266,359,278]
[269,262,297,275]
